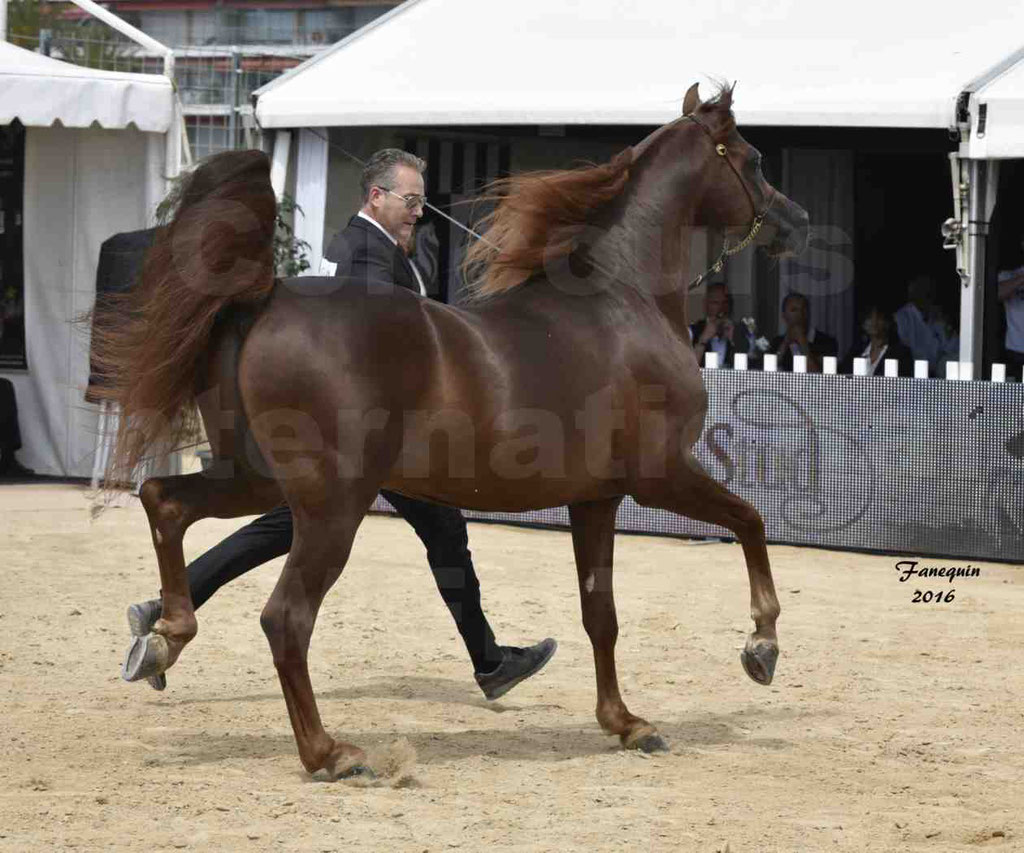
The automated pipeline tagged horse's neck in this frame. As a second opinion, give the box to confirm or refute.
[589,204,692,340]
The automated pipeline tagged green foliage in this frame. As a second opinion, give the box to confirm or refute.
[274,194,311,278]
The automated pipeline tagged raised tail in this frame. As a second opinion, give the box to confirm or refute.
[90,149,277,484]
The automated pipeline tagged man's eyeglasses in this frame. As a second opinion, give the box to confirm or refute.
[376,186,427,211]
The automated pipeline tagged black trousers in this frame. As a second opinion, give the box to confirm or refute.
[0,378,22,456]
[185,490,503,672]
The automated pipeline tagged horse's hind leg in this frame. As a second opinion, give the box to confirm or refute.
[639,455,780,685]
[126,471,281,680]
[259,487,377,779]
[568,498,667,753]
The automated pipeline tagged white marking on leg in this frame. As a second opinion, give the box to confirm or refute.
[584,573,595,594]
[154,529,163,545]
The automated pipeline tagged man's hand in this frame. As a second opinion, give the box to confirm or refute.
[699,317,720,344]
[782,325,806,347]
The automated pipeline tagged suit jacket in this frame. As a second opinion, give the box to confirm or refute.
[322,214,421,294]
[86,227,158,401]
[689,317,753,367]
[839,338,915,377]
[767,328,839,372]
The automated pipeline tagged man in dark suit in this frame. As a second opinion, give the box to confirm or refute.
[0,378,33,478]
[768,291,839,373]
[688,282,753,368]
[123,149,556,700]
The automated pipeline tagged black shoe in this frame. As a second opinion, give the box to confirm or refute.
[475,638,557,701]
[125,599,166,691]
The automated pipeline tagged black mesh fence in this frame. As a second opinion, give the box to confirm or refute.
[372,371,1024,563]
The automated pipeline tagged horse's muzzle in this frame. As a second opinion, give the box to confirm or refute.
[766,200,810,259]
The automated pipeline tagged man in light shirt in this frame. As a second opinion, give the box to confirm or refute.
[894,275,957,375]
[997,233,1024,378]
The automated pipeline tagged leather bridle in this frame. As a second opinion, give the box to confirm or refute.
[684,113,777,291]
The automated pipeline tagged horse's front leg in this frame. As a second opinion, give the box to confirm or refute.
[638,453,781,685]
[568,498,668,753]
[261,495,376,779]
[125,472,280,680]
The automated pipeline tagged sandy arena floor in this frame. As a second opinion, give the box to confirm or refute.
[1,482,1022,852]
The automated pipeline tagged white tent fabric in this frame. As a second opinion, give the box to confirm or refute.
[2,126,159,478]
[0,41,173,132]
[1,45,175,478]
[965,56,1024,159]
[255,0,1024,131]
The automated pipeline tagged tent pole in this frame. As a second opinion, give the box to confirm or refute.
[270,130,292,200]
[959,158,1000,370]
[66,0,170,56]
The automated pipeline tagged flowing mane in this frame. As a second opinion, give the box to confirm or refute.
[462,148,634,299]
[90,150,277,482]
[462,84,737,300]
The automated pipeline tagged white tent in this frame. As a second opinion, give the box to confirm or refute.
[963,49,1024,160]
[0,40,178,478]
[254,0,1024,131]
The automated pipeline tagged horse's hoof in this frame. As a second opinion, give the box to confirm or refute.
[337,764,375,781]
[633,733,669,753]
[740,642,778,685]
[622,726,669,753]
[121,633,169,682]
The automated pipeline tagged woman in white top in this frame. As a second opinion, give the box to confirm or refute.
[841,303,914,377]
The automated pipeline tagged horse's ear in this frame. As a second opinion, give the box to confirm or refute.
[682,83,701,116]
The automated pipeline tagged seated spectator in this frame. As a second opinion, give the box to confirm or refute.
[689,281,754,368]
[0,378,34,479]
[894,275,957,374]
[839,303,914,376]
[997,231,1024,377]
[768,291,838,373]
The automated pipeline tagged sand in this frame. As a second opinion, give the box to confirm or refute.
[1,482,1022,852]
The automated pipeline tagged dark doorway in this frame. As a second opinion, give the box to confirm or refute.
[0,121,26,370]
[853,150,958,327]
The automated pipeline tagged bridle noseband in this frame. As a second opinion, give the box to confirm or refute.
[684,113,776,291]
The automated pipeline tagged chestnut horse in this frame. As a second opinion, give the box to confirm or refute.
[95,83,809,779]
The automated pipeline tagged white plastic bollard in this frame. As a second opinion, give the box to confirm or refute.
[914,360,929,379]
[792,354,807,373]
[991,363,1006,383]
[945,361,960,381]
[959,362,974,381]
[884,358,898,378]
[703,351,720,369]
[733,353,748,371]
[822,355,837,375]
[763,353,778,372]
[853,357,869,377]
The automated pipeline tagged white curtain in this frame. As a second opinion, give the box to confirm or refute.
[294,128,329,276]
[2,126,154,477]
[780,149,856,359]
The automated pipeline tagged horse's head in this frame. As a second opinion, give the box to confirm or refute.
[686,83,808,258]
[636,83,809,261]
